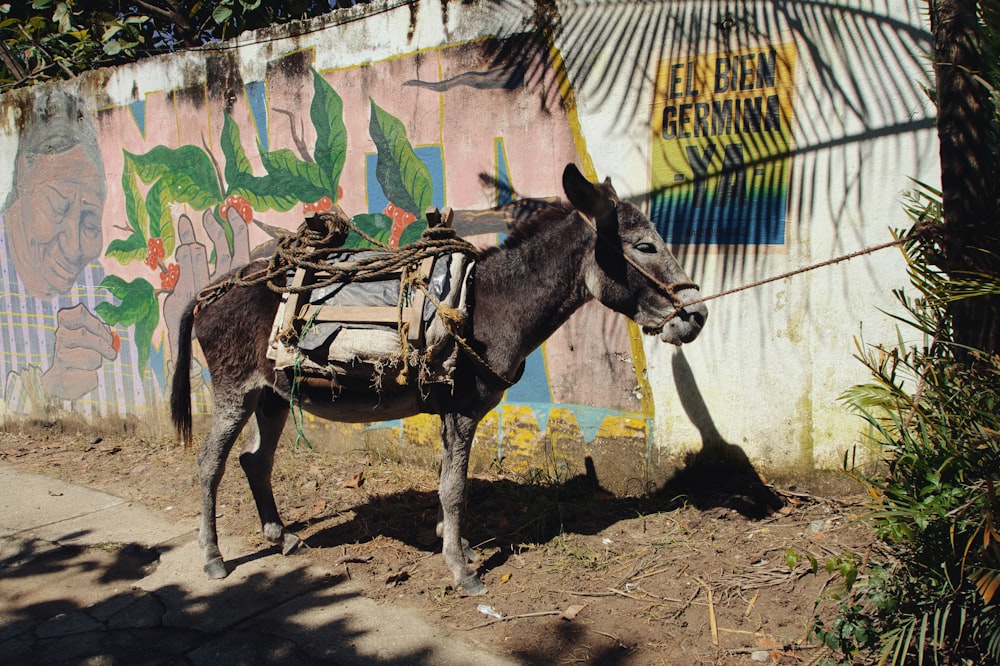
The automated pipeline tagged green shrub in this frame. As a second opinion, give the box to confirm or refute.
[828,185,1000,664]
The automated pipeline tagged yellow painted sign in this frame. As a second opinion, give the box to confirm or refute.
[651,44,796,245]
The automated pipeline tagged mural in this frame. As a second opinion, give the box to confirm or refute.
[0,36,654,464]
[0,90,148,419]
[651,44,797,245]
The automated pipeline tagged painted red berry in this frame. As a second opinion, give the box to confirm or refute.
[160,263,180,290]
[304,195,333,215]
[111,332,121,353]
[221,195,253,224]
[145,237,165,270]
[384,202,417,247]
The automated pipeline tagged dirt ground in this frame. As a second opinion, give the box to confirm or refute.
[0,419,875,665]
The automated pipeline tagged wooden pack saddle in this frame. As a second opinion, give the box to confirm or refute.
[266,210,475,395]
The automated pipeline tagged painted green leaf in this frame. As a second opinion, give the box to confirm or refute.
[398,218,429,247]
[229,186,299,214]
[95,275,159,369]
[105,232,147,266]
[160,211,176,258]
[125,146,222,210]
[369,100,433,215]
[97,274,148,313]
[311,70,346,199]
[145,180,175,256]
[221,113,254,184]
[121,155,148,238]
[221,113,310,212]
[257,144,326,203]
[344,213,392,248]
[131,302,159,371]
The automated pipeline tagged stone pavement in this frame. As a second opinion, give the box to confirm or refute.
[0,463,516,665]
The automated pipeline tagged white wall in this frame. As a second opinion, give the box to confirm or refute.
[0,0,937,472]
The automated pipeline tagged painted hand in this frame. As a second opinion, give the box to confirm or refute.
[163,210,251,361]
[41,304,118,400]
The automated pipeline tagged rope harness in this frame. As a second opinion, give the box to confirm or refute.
[576,207,700,322]
[194,208,521,390]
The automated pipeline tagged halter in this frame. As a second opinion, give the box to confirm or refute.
[578,206,700,328]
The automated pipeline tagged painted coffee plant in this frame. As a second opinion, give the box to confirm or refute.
[100,70,434,370]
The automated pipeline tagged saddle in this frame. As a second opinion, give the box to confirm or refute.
[266,209,475,395]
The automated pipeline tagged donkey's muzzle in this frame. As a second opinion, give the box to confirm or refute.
[657,287,707,345]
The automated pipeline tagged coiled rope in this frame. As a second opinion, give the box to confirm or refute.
[194,208,480,310]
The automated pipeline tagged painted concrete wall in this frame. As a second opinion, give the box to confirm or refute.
[0,0,937,480]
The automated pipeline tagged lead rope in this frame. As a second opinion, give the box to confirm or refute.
[579,209,933,328]
[653,235,917,327]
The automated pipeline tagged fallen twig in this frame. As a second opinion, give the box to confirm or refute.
[559,589,615,597]
[332,554,374,566]
[722,642,825,655]
[630,564,680,582]
[744,589,760,617]
[608,587,673,604]
[695,577,719,646]
[465,609,563,630]
[591,629,629,649]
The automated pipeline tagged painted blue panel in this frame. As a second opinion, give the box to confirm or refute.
[651,157,790,245]
[651,186,788,245]
[504,346,551,404]
[366,146,444,214]
[244,80,269,152]
[128,100,146,137]
[565,405,612,443]
[495,138,513,206]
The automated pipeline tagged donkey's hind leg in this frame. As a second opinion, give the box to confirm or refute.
[239,388,299,556]
[198,387,261,579]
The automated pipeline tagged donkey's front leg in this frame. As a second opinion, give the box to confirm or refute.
[439,412,485,595]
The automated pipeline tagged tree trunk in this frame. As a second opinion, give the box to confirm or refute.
[931,0,1000,354]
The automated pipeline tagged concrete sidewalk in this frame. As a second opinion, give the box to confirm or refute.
[0,463,515,665]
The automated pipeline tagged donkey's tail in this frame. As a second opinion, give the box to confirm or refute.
[170,300,197,449]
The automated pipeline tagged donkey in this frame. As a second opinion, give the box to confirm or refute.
[171,163,708,595]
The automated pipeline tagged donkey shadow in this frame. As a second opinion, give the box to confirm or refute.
[299,349,782,570]
[653,349,785,518]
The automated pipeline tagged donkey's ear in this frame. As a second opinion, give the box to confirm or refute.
[563,163,615,222]
[602,176,618,197]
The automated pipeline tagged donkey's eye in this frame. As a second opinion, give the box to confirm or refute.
[634,242,658,254]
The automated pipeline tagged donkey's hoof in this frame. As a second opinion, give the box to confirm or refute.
[281,532,301,556]
[457,575,488,596]
[204,557,228,579]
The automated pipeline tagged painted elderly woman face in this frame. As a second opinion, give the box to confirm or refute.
[6,143,104,299]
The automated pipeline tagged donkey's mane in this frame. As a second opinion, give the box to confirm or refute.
[477,199,576,261]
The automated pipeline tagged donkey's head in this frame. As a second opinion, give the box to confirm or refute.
[563,163,707,345]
